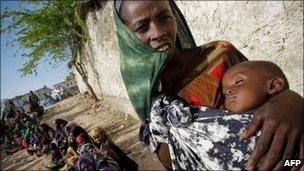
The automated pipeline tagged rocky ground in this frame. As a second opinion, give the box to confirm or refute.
[0,94,164,170]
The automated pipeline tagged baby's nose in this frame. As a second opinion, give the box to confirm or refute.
[226,89,233,95]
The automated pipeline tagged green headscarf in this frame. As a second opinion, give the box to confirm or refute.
[114,1,196,121]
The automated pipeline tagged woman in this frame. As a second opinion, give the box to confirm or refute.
[39,123,56,138]
[64,121,78,149]
[89,126,139,171]
[114,0,303,170]
[89,126,113,148]
[75,155,97,171]
[67,147,79,170]
[27,123,55,156]
[54,119,69,149]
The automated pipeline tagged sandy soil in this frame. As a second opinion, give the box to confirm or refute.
[0,94,165,170]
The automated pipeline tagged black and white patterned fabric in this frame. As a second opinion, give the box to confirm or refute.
[148,95,259,170]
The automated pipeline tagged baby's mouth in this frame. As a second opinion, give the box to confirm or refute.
[226,96,237,104]
[156,44,170,52]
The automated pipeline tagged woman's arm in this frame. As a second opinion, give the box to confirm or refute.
[242,89,304,170]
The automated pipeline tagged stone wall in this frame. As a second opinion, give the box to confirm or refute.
[73,1,303,120]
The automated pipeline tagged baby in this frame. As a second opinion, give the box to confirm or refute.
[222,60,289,113]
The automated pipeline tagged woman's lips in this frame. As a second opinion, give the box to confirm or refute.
[156,44,170,52]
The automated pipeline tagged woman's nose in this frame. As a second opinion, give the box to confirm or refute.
[150,22,167,41]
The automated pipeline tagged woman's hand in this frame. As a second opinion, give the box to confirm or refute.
[242,89,304,170]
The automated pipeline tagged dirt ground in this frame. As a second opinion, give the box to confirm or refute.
[0,94,165,170]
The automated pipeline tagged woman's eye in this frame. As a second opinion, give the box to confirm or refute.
[135,24,149,33]
[161,15,173,22]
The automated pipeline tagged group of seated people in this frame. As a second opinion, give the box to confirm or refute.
[0,113,43,155]
[0,116,138,171]
[1,98,44,123]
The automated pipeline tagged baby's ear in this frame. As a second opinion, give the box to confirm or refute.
[267,76,285,95]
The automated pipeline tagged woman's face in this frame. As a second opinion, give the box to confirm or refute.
[92,133,104,144]
[121,0,177,54]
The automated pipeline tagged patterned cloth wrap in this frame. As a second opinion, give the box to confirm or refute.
[148,94,259,170]
[77,143,120,171]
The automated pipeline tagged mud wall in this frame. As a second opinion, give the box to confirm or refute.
[73,1,303,120]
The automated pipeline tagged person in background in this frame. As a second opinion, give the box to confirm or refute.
[51,86,62,102]
[28,91,44,117]
[75,155,97,171]
[59,85,72,99]
[46,142,65,170]
[40,93,56,108]
[1,99,11,121]
[54,119,69,151]
[7,100,20,119]
[28,91,40,109]
[89,126,138,171]
[66,147,80,171]
[89,126,113,148]
[30,123,55,157]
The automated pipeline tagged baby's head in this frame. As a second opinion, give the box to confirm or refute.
[222,60,288,113]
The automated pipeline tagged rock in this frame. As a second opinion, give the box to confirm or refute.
[92,103,101,109]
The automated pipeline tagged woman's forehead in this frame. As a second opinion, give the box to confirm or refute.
[121,1,171,23]
[121,0,170,12]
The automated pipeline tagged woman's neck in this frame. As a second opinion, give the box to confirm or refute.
[160,47,202,93]
[163,47,202,81]
[162,49,184,81]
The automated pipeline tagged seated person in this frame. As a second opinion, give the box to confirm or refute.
[89,126,138,171]
[54,119,69,150]
[89,126,113,148]
[46,142,65,170]
[5,133,21,154]
[76,133,92,153]
[76,133,121,170]
[66,147,79,171]
[28,123,55,157]
[75,155,97,171]
[64,121,78,150]
[69,125,93,152]
[72,125,91,143]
